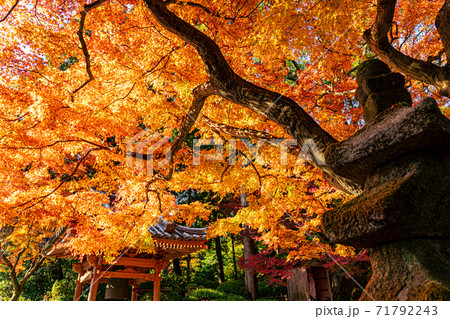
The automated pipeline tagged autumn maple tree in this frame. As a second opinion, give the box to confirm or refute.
[0,0,448,299]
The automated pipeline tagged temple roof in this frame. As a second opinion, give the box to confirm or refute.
[148,219,207,241]
[43,219,208,260]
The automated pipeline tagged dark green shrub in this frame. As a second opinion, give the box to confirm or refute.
[160,290,182,301]
[50,279,75,301]
[217,279,248,298]
[161,272,187,300]
[196,279,219,289]
[184,288,245,301]
[139,292,153,301]
[258,281,286,300]
[0,277,12,301]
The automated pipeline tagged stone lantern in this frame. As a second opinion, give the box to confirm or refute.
[322,60,450,300]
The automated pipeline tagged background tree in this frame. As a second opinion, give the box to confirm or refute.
[0,225,66,300]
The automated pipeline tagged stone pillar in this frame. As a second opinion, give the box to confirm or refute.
[287,267,310,300]
[322,60,450,300]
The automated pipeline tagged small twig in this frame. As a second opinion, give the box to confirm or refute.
[169,0,261,21]
[1,139,110,150]
[15,148,100,210]
[33,0,39,15]
[95,82,136,114]
[0,112,29,122]
[72,0,108,96]
[426,49,445,65]
[0,0,19,23]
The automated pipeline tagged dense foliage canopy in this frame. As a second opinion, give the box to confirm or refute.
[0,0,448,287]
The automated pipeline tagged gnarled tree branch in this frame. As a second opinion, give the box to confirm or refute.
[202,116,362,195]
[167,0,262,21]
[143,0,337,167]
[363,0,450,96]
[15,148,100,210]
[126,82,215,164]
[171,82,216,155]
[142,0,364,194]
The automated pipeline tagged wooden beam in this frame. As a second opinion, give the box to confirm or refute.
[87,255,98,267]
[73,279,83,301]
[88,257,100,301]
[82,260,93,271]
[80,270,92,284]
[99,271,156,281]
[152,262,167,301]
[72,262,86,275]
[112,257,157,268]
[154,238,207,247]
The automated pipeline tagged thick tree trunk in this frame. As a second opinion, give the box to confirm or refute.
[243,236,258,300]
[10,286,23,301]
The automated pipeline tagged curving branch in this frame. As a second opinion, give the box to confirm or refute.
[72,0,108,95]
[15,148,100,210]
[202,116,362,195]
[1,139,111,150]
[166,0,262,21]
[171,82,216,155]
[436,0,450,61]
[0,0,19,23]
[142,0,365,195]
[201,115,276,141]
[363,0,450,96]
[95,82,136,114]
[143,0,337,165]
[126,82,215,164]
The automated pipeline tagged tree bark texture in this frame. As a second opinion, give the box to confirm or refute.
[142,0,364,195]
[243,236,258,300]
